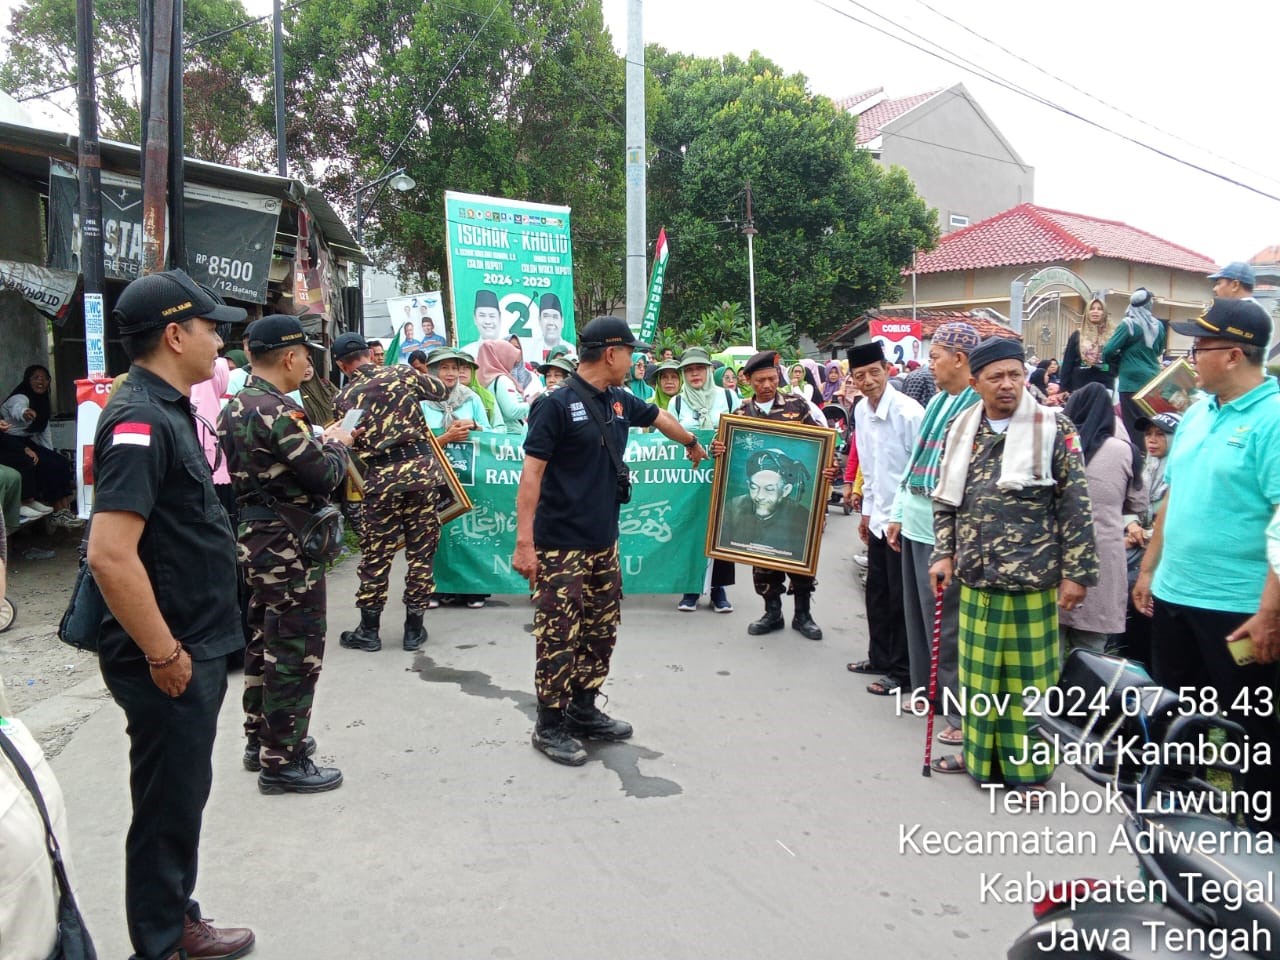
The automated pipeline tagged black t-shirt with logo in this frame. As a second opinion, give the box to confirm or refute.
[523,374,659,550]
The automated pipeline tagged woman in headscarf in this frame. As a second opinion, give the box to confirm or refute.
[647,359,682,411]
[786,362,813,400]
[475,340,530,435]
[1061,293,1116,394]
[1027,358,1053,401]
[0,365,79,526]
[1060,382,1146,654]
[421,347,491,441]
[1102,288,1166,446]
[627,354,655,400]
[670,348,737,613]
[821,361,844,402]
[714,365,740,397]
[506,334,542,401]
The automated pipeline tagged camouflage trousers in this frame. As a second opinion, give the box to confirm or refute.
[752,566,815,599]
[533,545,623,708]
[241,527,328,773]
[355,485,441,611]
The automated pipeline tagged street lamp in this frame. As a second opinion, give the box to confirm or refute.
[353,166,417,335]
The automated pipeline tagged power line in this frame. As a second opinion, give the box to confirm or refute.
[810,0,1280,204]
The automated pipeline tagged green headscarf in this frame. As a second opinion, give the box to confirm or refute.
[713,366,734,388]
[648,360,682,410]
[628,355,655,400]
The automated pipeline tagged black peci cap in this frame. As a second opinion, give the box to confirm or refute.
[247,314,319,353]
[112,268,247,334]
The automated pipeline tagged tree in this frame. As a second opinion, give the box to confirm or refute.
[0,0,275,166]
[284,0,628,333]
[646,49,938,344]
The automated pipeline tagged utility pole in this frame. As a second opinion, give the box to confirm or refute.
[140,0,173,275]
[272,0,287,176]
[167,0,186,270]
[75,0,106,377]
[624,0,645,330]
[744,179,758,350]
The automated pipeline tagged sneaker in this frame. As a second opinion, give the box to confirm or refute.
[465,597,486,609]
[48,509,85,529]
[426,595,441,610]
[853,554,869,568]
[710,587,733,613]
[257,756,343,795]
[677,594,699,612]
[18,504,45,521]
[23,501,53,516]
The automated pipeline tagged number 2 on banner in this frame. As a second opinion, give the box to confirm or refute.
[507,296,534,339]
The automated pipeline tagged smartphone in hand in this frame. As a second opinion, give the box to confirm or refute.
[341,408,365,431]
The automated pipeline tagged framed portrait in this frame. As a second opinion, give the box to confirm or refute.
[424,429,473,525]
[1133,359,1200,418]
[705,414,836,577]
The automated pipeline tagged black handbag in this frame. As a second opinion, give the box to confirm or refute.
[0,726,98,960]
[565,377,632,504]
[243,470,345,565]
[58,525,104,653]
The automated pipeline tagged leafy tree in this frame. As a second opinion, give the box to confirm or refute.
[756,320,797,356]
[646,49,938,344]
[284,0,627,333]
[0,0,275,166]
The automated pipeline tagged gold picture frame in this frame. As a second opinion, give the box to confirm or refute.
[705,414,835,577]
[1133,358,1199,419]
[424,429,473,524]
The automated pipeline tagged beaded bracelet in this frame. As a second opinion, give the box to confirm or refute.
[146,643,184,669]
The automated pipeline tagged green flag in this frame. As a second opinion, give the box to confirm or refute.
[638,227,669,344]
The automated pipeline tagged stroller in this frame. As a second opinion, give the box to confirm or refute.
[822,404,853,515]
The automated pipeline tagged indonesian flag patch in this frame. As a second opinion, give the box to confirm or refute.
[1065,432,1081,455]
[113,422,152,447]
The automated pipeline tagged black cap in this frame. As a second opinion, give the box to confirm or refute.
[847,341,886,370]
[1134,411,1181,435]
[247,314,319,353]
[332,331,370,361]
[1171,298,1272,345]
[112,268,247,334]
[579,315,650,352]
[968,336,1025,374]
[742,350,780,376]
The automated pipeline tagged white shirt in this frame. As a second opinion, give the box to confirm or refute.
[854,387,924,537]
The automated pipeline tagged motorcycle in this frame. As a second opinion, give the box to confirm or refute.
[1007,649,1280,959]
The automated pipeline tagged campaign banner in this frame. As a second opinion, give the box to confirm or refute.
[433,430,714,594]
[386,291,448,360]
[0,260,80,322]
[870,319,923,367]
[74,377,115,519]
[47,160,282,303]
[637,227,669,344]
[443,191,575,364]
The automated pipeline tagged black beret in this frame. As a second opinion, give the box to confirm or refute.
[742,350,780,376]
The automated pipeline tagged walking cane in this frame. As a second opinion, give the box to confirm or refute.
[922,574,945,777]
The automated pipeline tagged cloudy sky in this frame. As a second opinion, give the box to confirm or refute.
[600,0,1279,265]
[6,0,1277,266]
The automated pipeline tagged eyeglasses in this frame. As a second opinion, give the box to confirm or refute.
[1188,345,1236,359]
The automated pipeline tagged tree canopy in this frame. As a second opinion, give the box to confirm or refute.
[647,49,938,344]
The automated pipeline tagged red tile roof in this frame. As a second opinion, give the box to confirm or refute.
[832,87,883,113]
[819,308,1019,350]
[909,203,1218,276]
[1250,245,1280,265]
[844,89,942,146]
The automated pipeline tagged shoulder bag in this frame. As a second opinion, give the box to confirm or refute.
[565,377,631,504]
[58,524,104,653]
[0,723,98,960]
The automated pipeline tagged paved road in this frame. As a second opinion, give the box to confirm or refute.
[51,511,1131,959]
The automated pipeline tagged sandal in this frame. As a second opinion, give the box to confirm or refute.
[931,754,965,774]
[866,678,899,696]
[846,659,881,674]
[937,726,964,746]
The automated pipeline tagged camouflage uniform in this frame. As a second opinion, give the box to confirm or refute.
[333,363,449,612]
[218,375,350,772]
[533,545,623,707]
[932,411,1098,785]
[737,393,821,599]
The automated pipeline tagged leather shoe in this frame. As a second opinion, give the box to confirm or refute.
[258,756,343,795]
[180,915,255,959]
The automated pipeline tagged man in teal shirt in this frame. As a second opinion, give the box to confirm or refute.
[1134,298,1280,835]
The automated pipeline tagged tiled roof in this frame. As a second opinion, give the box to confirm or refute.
[843,89,942,145]
[832,87,883,113]
[819,308,1019,350]
[1250,245,1280,266]
[910,203,1218,276]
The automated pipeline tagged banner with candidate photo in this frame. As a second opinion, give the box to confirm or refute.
[443,191,576,365]
[386,290,448,361]
[432,430,713,594]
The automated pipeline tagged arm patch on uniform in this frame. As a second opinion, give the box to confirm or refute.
[113,422,152,446]
[1065,432,1081,455]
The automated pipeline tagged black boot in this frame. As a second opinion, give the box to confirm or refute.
[257,756,344,795]
[747,596,785,635]
[565,689,633,741]
[243,735,316,772]
[339,607,382,652]
[792,592,823,641]
[531,705,587,765]
[403,608,428,651]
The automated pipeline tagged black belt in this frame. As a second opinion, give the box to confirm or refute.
[366,440,433,466]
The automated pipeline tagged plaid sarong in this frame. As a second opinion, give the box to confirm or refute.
[958,584,1059,785]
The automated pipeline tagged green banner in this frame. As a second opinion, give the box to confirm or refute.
[638,226,669,344]
[443,191,576,367]
[433,431,715,594]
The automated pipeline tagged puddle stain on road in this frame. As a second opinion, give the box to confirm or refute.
[412,654,682,799]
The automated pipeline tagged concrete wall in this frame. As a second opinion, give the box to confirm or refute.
[0,289,52,408]
[879,87,1034,233]
[0,171,44,264]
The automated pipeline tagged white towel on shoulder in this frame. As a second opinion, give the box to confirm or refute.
[932,389,1057,507]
